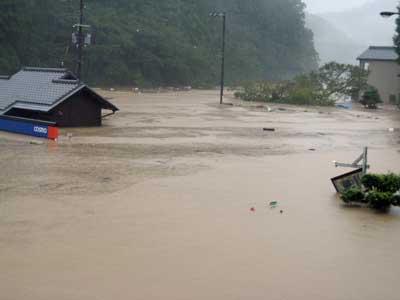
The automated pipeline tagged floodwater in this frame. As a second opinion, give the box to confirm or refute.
[1,90,400,300]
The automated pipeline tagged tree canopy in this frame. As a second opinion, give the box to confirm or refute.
[395,5,400,64]
[0,0,318,86]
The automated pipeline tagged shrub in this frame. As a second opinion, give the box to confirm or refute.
[341,188,365,204]
[235,62,366,107]
[362,174,382,191]
[360,86,382,109]
[340,173,400,211]
[362,173,400,193]
[389,94,397,105]
[366,191,393,210]
[391,193,400,206]
[380,174,400,193]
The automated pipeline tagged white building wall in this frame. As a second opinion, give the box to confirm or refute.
[367,61,400,104]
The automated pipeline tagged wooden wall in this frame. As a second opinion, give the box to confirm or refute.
[5,89,103,127]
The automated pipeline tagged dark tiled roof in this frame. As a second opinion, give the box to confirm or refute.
[0,67,118,114]
[357,46,398,61]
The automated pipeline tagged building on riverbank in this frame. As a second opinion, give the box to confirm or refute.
[0,67,118,127]
[357,46,400,104]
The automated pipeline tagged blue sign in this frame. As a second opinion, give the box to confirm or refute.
[0,116,57,139]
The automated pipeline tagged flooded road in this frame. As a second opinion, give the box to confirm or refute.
[1,90,400,300]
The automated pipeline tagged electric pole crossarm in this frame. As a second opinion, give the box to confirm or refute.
[76,0,84,80]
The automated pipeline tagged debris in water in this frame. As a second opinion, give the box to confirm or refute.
[280,210,283,214]
[388,128,395,132]
[336,104,351,110]
[270,201,278,207]
[30,140,43,145]
[101,177,112,183]
[263,128,275,132]
[309,148,316,152]
[250,207,256,213]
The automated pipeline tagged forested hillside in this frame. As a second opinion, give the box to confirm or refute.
[0,0,318,86]
[306,14,365,64]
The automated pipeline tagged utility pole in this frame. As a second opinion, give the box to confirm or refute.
[210,12,226,105]
[76,0,84,80]
[220,13,226,105]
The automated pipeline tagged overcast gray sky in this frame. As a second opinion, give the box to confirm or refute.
[303,0,369,13]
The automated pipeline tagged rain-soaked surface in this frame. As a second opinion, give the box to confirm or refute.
[0,90,400,300]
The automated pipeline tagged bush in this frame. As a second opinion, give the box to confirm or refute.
[380,174,400,193]
[362,173,400,193]
[341,188,365,204]
[360,86,382,109]
[389,94,397,105]
[235,62,366,107]
[341,173,400,211]
[366,191,393,210]
[362,174,382,191]
[391,193,400,206]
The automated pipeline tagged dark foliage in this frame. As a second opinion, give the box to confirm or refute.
[341,173,400,211]
[366,191,393,210]
[235,62,367,106]
[341,188,365,204]
[360,86,382,109]
[395,5,400,65]
[362,173,400,193]
[0,0,318,86]
[391,193,400,206]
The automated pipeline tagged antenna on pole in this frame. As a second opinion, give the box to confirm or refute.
[72,0,91,81]
[77,0,84,80]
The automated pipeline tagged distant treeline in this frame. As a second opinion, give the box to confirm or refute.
[0,0,318,87]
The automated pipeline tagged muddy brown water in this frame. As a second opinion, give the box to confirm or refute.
[1,90,400,300]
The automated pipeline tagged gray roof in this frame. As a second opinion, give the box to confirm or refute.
[0,67,118,114]
[357,46,398,62]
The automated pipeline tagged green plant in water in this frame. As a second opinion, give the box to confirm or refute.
[391,193,400,207]
[360,86,382,109]
[362,173,400,193]
[366,191,393,210]
[341,188,365,204]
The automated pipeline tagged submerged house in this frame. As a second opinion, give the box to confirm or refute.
[357,46,400,104]
[0,67,118,127]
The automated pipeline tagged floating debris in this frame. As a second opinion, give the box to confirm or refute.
[263,128,276,132]
[270,201,278,207]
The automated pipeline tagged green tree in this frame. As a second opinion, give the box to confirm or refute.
[360,86,382,109]
[395,5,400,64]
[236,62,368,106]
[0,0,318,87]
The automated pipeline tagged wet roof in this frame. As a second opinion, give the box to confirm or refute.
[357,46,398,62]
[0,67,118,114]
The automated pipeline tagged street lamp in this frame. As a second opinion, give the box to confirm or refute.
[380,11,400,18]
[209,12,226,105]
